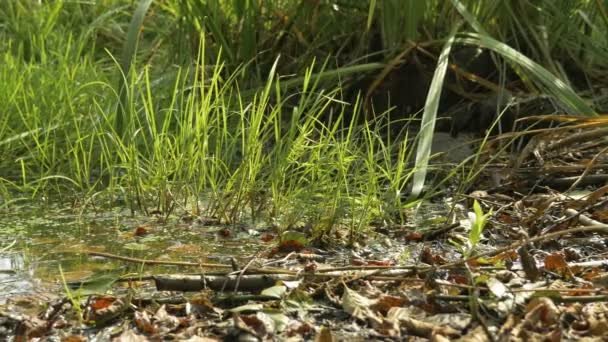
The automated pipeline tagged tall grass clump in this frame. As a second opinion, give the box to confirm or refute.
[1,0,607,235]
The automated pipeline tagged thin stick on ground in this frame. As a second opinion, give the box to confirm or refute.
[438,224,608,270]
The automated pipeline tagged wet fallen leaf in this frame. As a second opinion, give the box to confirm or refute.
[260,233,275,242]
[90,296,116,311]
[134,225,151,237]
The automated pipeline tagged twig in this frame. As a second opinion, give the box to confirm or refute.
[431,294,608,303]
[423,222,460,240]
[438,225,608,270]
[565,146,608,192]
[564,208,608,227]
[86,251,232,268]
[540,197,608,235]
[547,127,608,152]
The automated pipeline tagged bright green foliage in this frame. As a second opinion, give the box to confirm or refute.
[0,0,605,235]
[468,200,492,252]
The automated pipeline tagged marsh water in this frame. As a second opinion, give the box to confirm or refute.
[0,202,266,304]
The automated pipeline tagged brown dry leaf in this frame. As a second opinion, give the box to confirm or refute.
[588,271,608,287]
[181,337,221,342]
[387,307,459,338]
[581,302,608,337]
[90,296,116,311]
[524,297,560,327]
[153,305,181,334]
[314,326,336,342]
[544,252,569,273]
[341,286,380,323]
[591,207,608,222]
[519,245,540,281]
[286,321,315,338]
[373,319,401,338]
[371,295,409,315]
[190,293,222,316]
[112,329,149,342]
[234,314,268,338]
[134,311,156,335]
[87,298,126,324]
[456,325,488,341]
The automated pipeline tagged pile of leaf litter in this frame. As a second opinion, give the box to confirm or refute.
[2,120,608,341]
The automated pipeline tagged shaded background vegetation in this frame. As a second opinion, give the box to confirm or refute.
[0,0,606,235]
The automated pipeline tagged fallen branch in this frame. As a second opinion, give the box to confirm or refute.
[154,274,296,292]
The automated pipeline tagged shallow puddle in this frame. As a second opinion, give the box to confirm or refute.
[0,203,264,303]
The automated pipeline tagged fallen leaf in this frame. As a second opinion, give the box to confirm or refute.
[314,326,336,342]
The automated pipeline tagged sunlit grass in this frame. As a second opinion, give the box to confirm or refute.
[1,0,606,235]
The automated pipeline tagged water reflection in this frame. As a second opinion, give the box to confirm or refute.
[0,203,262,301]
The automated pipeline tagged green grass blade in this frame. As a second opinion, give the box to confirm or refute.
[367,0,377,31]
[458,33,596,116]
[410,23,461,199]
[116,0,153,138]
[451,0,596,116]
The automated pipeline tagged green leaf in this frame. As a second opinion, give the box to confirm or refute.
[261,285,287,299]
[67,274,120,296]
